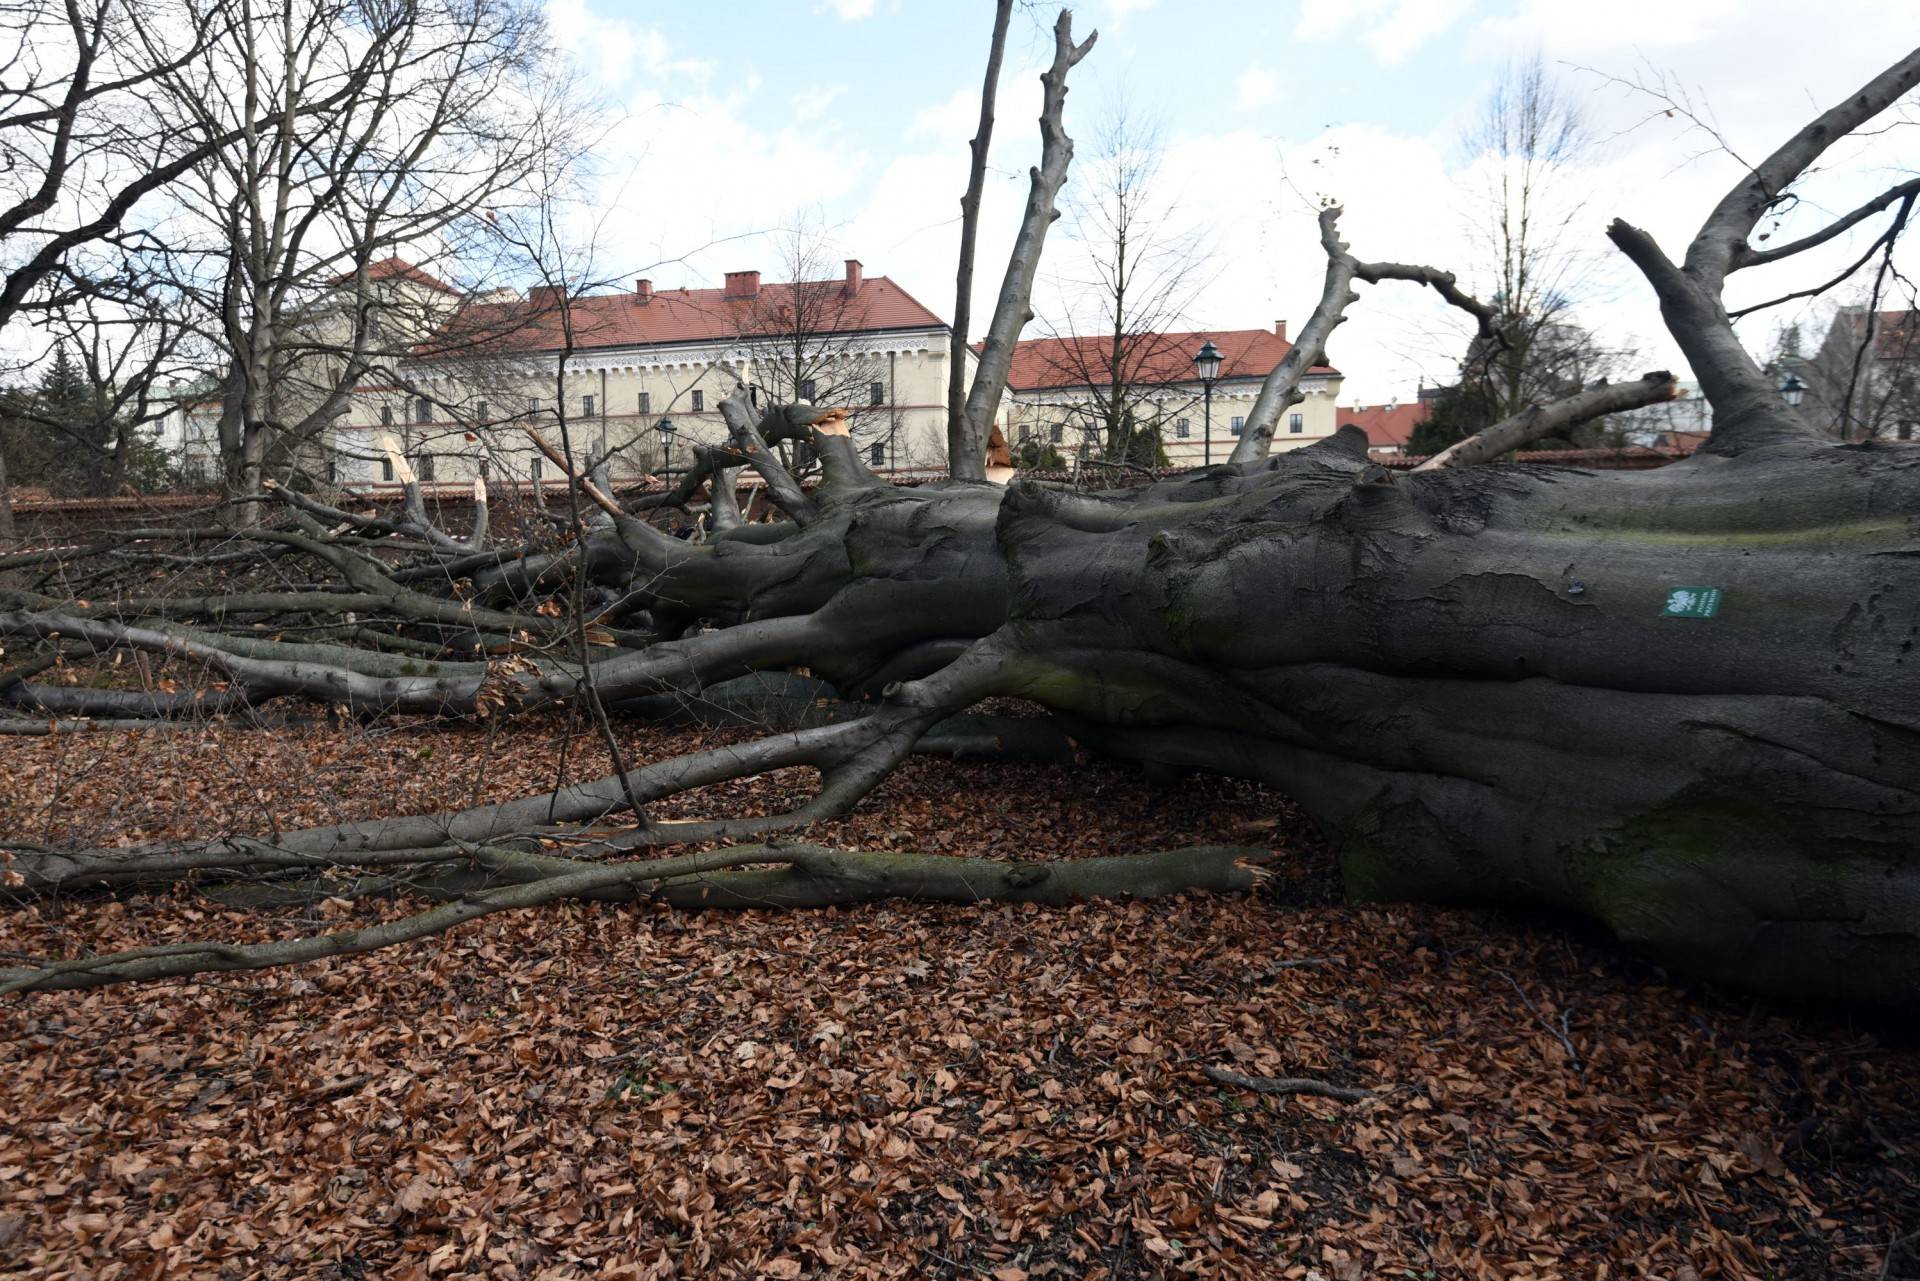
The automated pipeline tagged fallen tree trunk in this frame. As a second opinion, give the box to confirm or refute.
[0,844,1268,993]
[404,843,1267,910]
[983,428,1920,1005]
[3,22,1917,1013]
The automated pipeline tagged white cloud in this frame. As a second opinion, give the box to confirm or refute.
[1478,0,1738,53]
[532,0,1919,406]
[825,0,875,19]
[1295,0,1392,43]
[792,83,849,124]
[1235,68,1280,111]
[1368,0,1472,64]
[543,0,712,84]
[907,86,981,143]
[1294,0,1469,65]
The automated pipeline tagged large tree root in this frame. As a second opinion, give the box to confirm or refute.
[0,843,1269,995]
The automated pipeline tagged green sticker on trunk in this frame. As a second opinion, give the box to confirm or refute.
[1662,586,1722,618]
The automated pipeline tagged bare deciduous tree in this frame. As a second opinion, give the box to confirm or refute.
[133,0,591,514]
[0,0,237,330]
[731,220,910,474]
[1414,55,1633,451]
[1029,108,1210,465]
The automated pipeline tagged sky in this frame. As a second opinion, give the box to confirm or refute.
[540,0,1920,404]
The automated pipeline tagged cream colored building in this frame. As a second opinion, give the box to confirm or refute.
[1003,324,1343,468]
[327,260,968,489]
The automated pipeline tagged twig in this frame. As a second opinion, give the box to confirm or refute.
[1203,1064,1372,1103]
[1495,969,1582,1070]
[1878,1228,1920,1281]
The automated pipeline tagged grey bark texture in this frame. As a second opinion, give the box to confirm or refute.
[953,11,1096,480]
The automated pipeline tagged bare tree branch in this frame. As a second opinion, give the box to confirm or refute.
[947,0,1014,470]
[1235,208,1497,466]
[953,9,1096,481]
[1415,371,1678,470]
[1734,175,1920,270]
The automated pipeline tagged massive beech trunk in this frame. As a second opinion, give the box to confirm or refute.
[3,24,1918,1009]
[988,429,1920,1004]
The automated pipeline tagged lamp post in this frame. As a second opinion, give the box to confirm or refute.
[1193,339,1223,466]
[655,416,677,478]
[1779,372,1806,408]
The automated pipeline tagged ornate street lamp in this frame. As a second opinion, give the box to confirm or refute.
[1779,372,1806,407]
[1193,340,1223,466]
[655,416,677,477]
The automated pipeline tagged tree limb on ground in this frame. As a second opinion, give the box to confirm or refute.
[1202,1065,1373,1103]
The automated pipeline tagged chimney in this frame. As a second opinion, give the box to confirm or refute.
[635,278,652,303]
[844,258,864,296]
[528,284,561,310]
[1274,319,1287,341]
[724,270,760,299]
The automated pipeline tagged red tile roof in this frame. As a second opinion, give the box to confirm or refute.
[1338,400,1432,450]
[364,257,460,294]
[426,275,947,357]
[1656,429,1709,456]
[1004,326,1337,391]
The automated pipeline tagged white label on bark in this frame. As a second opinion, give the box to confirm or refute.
[1662,586,1723,618]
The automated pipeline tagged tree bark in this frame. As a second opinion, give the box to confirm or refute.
[981,426,1920,1005]
[0,844,1269,993]
[953,11,1095,479]
[947,0,1014,473]
[1416,371,1677,469]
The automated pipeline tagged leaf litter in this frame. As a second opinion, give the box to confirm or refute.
[0,715,1914,1279]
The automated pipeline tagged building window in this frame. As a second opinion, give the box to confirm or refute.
[528,397,540,417]
[1289,412,1304,434]
[1018,425,1032,443]
[1230,416,1245,436]
[869,382,884,406]
[869,442,885,466]
[478,459,491,480]
[1175,418,1190,439]
[691,390,704,412]
[476,399,488,424]
[531,457,543,484]
[800,379,817,402]
[381,457,395,482]
[412,452,435,482]
[380,403,393,427]
[415,396,431,425]
[637,391,651,415]
[582,394,595,418]
[1049,423,1063,444]
[750,386,760,407]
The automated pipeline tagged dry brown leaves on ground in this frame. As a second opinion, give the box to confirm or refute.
[0,717,1914,1280]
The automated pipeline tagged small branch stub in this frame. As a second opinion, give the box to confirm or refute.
[1202,1064,1374,1103]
